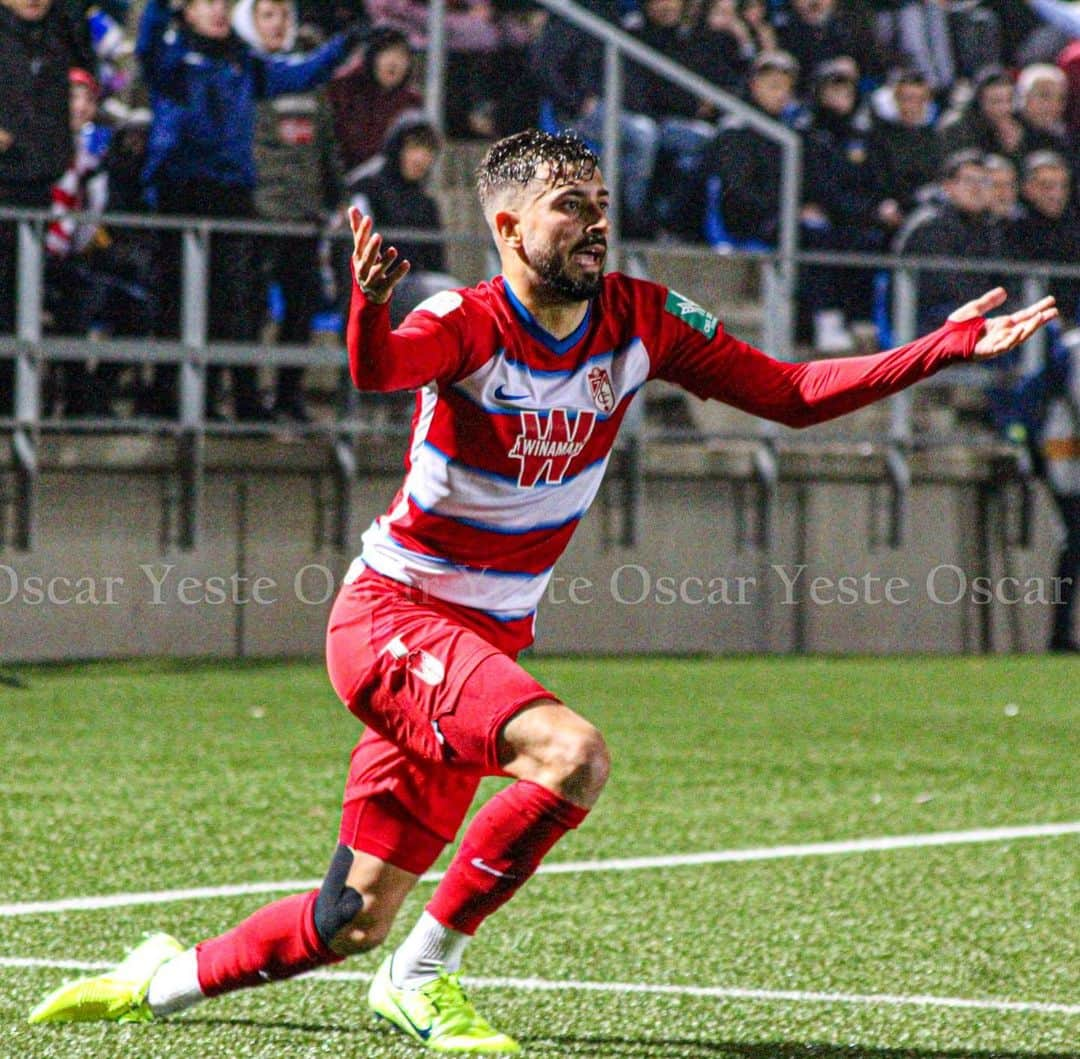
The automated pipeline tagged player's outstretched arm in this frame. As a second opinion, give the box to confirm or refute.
[348,207,410,304]
[345,207,467,393]
[948,287,1057,360]
[658,287,1059,429]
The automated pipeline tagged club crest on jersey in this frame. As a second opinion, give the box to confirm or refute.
[664,289,719,339]
[587,366,616,414]
[509,409,597,488]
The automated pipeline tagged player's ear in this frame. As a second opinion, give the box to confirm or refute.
[494,209,523,249]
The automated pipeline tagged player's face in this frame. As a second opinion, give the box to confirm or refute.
[521,169,611,302]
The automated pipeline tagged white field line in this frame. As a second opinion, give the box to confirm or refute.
[1,820,1077,919]
[2,956,1078,1017]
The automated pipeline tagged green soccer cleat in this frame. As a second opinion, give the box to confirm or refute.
[368,955,521,1054]
[28,931,184,1025]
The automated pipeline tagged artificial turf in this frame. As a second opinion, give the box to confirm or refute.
[0,656,1077,1058]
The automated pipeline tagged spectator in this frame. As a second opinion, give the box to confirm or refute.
[349,115,451,321]
[0,0,94,416]
[995,329,1080,652]
[489,2,549,138]
[44,68,124,417]
[740,0,778,56]
[624,0,716,235]
[937,66,1025,161]
[624,0,699,120]
[798,56,894,352]
[865,67,942,216]
[772,0,871,93]
[984,152,1021,224]
[892,0,1002,94]
[894,149,1007,332]
[364,0,505,137]
[687,0,758,98]
[296,0,367,37]
[1020,0,1080,66]
[1036,332,1080,652]
[135,0,357,420]
[328,27,423,180]
[529,0,662,236]
[1014,151,1080,324]
[702,50,799,246]
[233,0,345,422]
[1016,63,1075,161]
[1060,39,1080,137]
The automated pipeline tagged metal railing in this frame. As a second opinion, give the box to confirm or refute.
[3,205,1080,557]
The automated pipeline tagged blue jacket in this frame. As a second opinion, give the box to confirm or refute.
[136,0,348,191]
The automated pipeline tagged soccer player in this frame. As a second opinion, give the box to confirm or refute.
[28,130,1057,1053]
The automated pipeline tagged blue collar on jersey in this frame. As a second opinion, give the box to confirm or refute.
[501,278,592,356]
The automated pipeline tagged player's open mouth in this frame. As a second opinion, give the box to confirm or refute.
[573,246,606,268]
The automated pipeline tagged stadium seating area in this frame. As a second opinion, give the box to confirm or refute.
[0,0,1078,425]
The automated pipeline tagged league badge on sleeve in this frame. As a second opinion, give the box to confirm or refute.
[665,289,719,340]
[588,366,616,414]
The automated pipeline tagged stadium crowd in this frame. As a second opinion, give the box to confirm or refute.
[0,0,1078,419]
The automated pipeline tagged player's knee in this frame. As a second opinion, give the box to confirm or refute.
[314,845,365,951]
[328,897,395,956]
[541,722,611,803]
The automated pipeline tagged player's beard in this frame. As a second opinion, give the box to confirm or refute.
[531,238,606,302]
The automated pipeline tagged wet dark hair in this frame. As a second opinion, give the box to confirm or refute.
[476,130,599,213]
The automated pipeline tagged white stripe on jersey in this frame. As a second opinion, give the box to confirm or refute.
[352,332,652,618]
[382,383,439,528]
[348,538,547,621]
[408,444,609,532]
[454,338,651,416]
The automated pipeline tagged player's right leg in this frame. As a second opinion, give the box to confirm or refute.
[28,841,420,1025]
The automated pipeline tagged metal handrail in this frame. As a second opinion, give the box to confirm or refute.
[518,0,807,358]
[4,206,1063,553]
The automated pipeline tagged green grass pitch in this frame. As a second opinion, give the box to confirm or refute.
[0,656,1077,1058]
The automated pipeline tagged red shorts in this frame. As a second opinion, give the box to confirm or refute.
[325,567,557,875]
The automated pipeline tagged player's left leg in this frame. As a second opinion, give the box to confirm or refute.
[28,835,424,1025]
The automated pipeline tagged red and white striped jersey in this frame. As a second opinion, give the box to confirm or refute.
[346,272,983,653]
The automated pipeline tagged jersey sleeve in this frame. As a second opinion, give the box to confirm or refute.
[346,278,471,392]
[651,287,985,428]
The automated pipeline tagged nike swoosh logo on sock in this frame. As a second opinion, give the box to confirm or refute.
[470,857,516,879]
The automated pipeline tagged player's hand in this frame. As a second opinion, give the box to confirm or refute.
[948,287,1058,361]
[0,128,13,152]
[348,206,410,304]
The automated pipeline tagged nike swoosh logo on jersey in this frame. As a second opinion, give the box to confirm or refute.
[471,857,516,879]
[494,384,531,402]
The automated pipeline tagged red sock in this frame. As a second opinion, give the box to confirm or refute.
[195,890,344,997]
[426,781,588,936]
